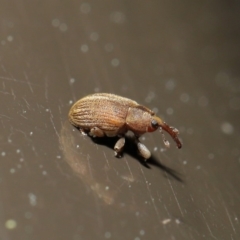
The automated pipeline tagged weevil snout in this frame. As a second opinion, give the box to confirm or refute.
[150,116,182,149]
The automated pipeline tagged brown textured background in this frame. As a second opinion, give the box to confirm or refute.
[1,1,240,239]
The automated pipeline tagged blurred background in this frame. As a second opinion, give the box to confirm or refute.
[1,1,240,239]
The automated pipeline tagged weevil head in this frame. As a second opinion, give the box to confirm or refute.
[148,115,182,149]
[127,107,181,148]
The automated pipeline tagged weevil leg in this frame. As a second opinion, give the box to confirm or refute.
[89,127,105,137]
[114,137,125,158]
[79,128,87,136]
[135,138,151,160]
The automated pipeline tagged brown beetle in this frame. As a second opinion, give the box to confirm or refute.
[69,93,182,160]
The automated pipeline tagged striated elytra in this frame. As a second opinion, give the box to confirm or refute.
[68,93,182,160]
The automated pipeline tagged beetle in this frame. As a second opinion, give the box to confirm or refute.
[68,93,182,160]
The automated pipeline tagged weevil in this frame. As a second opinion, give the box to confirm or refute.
[68,93,182,160]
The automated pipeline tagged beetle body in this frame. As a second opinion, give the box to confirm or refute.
[69,93,182,159]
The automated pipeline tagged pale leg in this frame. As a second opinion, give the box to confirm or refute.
[135,138,151,160]
[89,127,105,137]
[114,137,125,157]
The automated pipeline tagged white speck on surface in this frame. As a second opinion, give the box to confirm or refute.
[10,168,16,173]
[1,152,6,157]
[69,100,73,104]
[46,108,49,112]
[139,230,145,235]
[19,158,24,162]
[94,87,100,92]
[165,79,176,90]
[104,43,114,52]
[175,219,181,224]
[42,171,47,175]
[208,153,215,159]
[104,231,111,239]
[180,93,190,103]
[24,212,33,219]
[148,91,155,98]
[141,136,146,141]
[152,107,158,114]
[111,58,120,67]
[28,193,37,206]
[110,11,125,24]
[5,219,17,229]
[153,147,158,152]
[134,237,140,240]
[80,44,89,53]
[105,186,109,190]
[56,155,61,159]
[183,160,187,165]
[196,165,201,170]
[162,218,171,224]
[30,132,33,136]
[52,19,60,27]
[76,145,80,148]
[120,203,125,207]
[221,122,234,135]
[135,211,140,216]
[90,32,99,41]
[160,148,166,152]
[166,107,173,115]
[80,3,91,14]
[16,149,21,153]
[59,23,68,32]
[69,78,75,84]
[7,35,13,42]
[198,96,208,107]
[145,91,155,103]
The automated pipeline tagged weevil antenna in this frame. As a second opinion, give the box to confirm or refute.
[160,122,182,149]
[159,127,170,148]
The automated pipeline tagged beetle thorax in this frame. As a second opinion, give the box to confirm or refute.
[126,107,154,135]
